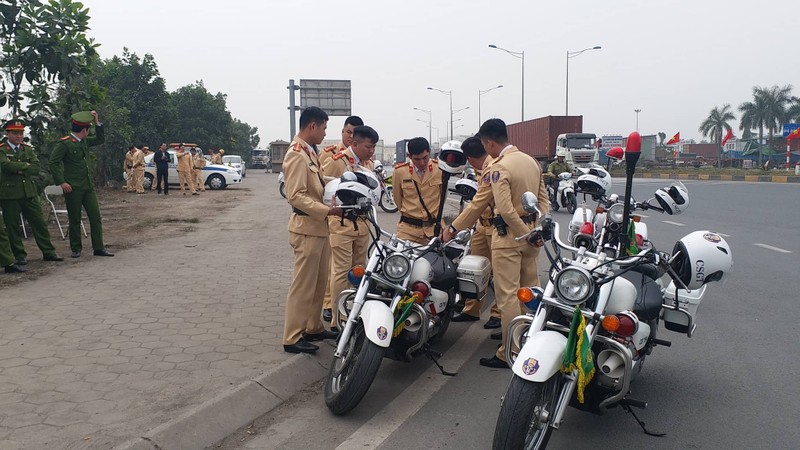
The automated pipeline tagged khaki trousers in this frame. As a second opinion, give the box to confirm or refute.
[194,169,205,191]
[327,232,370,327]
[177,170,196,194]
[461,229,501,319]
[283,232,331,345]
[125,169,134,192]
[134,168,145,193]
[492,243,540,362]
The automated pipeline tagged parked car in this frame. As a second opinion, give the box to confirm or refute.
[125,150,243,190]
[222,155,246,177]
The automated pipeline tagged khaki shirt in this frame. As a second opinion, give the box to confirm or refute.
[321,147,374,237]
[284,136,329,237]
[392,159,443,240]
[475,156,495,237]
[453,146,549,249]
[133,149,145,169]
[176,150,193,172]
[192,153,207,169]
[124,151,135,170]
[319,142,346,170]
[211,154,222,165]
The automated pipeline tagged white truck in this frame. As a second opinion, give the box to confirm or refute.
[556,133,599,167]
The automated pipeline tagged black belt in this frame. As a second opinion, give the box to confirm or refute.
[400,215,435,227]
[293,207,308,216]
[478,217,492,227]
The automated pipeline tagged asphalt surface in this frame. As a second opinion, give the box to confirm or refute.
[215,178,800,450]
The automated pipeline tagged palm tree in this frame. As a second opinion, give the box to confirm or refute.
[787,96,800,123]
[739,87,770,167]
[740,85,793,167]
[699,104,735,168]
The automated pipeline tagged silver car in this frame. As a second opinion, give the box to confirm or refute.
[222,155,246,177]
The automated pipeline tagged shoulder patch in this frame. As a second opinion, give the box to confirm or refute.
[60,136,71,141]
[332,152,347,160]
[291,142,303,152]
[431,159,438,164]
[394,162,408,169]
[323,145,337,153]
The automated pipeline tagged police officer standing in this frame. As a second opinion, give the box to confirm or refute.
[48,110,114,258]
[0,119,63,265]
[282,106,342,354]
[445,119,549,368]
[124,146,136,192]
[319,116,363,170]
[392,137,443,245]
[321,125,377,330]
[192,147,206,192]
[175,145,197,195]
[132,145,145,194]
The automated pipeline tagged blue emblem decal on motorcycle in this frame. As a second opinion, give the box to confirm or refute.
[521,357,540,376]
[377,326,388,340]
[703,232,721,243]
[491,171,500,183]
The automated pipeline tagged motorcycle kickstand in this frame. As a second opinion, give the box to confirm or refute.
[422,345,457,377]
[620,402,666,437]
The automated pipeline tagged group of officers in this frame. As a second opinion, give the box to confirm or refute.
[125,144,226,195]
[281,106,549,369]
[0,111,114,275]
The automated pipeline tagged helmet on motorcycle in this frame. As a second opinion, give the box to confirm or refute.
[452,178,478,201]
[373,160,384,174]
[336,169,381,206]
[437,140,467,175]
[670,231,732,290]
[654,181,689,215]
[576,167,612,197]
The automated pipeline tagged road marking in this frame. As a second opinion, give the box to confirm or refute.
[754,243,792,254]
[718,233,731,238]
[663,220,686,226]
[636,214,650,218]
[336,321,486,450]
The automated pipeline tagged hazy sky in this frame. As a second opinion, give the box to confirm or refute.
[81,0,795,146]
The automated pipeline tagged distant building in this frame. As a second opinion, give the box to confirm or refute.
[269,140,290,172]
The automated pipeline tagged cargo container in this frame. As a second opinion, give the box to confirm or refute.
[506,116,587,162]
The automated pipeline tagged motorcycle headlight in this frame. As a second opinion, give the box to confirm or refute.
[383,254,410,281]
[608,203,624,223]
[554,267,594,306]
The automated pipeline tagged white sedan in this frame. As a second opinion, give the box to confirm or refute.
[222,155,246,177]
[132,150,243,190]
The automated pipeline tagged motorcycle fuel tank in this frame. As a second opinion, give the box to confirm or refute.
[422,253,457,291]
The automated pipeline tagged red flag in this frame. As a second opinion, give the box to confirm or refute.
[721,128,733,146]
[666,132,680,145]
[788,128,800,140]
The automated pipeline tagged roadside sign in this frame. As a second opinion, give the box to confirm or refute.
[783,123,800,137]
[299,79,352,116]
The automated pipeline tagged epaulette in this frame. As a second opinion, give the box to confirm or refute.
[60,136,71,141]
[323,145,338,153]
[394,162,408,169]
[0,143,6,149]
[431,159,438,164]
[291,142,303,152]
[332,152,347,160]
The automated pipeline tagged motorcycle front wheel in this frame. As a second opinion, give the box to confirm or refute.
[379,187,398,213]
[324,321,385,415]
[566,192,577,214]
[493,374,561,450]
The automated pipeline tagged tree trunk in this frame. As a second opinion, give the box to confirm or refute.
[758,127,764,167]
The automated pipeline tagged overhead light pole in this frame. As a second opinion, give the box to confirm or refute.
[489,44,524,121]
[478,85,503,126]
[565,46,602,116]
[413,107,432,145]
[428,87,453,140]
[634,109,642,131]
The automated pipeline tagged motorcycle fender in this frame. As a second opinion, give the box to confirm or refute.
[359,301,395,348]
[512,331,568,382]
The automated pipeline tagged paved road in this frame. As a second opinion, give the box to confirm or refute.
[218,178,800,450]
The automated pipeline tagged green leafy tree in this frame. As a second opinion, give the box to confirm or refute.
[739,85,793,166]
[699,104,735,168]
[0,0,98,126]
[169,81,232,147]
[739,88,770,166]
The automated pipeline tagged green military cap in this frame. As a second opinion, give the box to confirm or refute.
[2,118,26,131]
[71,111,94,126]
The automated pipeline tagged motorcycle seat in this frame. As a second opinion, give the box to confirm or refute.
[621,271,663,322]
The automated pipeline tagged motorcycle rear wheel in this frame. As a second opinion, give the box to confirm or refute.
[324,321,385,415]
[493,374,560,450]
[566,192,577,214]
[380,187,398,213]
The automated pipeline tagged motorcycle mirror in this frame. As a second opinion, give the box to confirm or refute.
[453,230,471,245]
[521,192,540,215]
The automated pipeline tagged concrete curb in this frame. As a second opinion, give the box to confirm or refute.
[637,172,800,183]
[115,345,334,450]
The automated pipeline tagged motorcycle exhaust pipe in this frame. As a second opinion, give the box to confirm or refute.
[597,349,625,379]
[404,310,423,332]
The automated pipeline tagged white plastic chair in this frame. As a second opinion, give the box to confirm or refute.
[44,185,87,239]
[0,211,27,238]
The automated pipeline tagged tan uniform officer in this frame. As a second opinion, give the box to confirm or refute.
[124,147,136,192]
[211,149,222,165]
[321,125,377,330]
[191,148,206,191]
[445,119,549,369]
[282,106,342,354]
[132,146,145,193]
[317,115,364,323]
[175,145,197,195]
[392,137,443,245]
[451,136,502,330]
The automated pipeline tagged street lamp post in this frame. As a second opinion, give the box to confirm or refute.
[489,45,524,121]
[431,127,440,149]
[428,87,453,140]
[478,85,503,126]
[413,107,432,145]
[634,109,642,131]
[565,46,601,116]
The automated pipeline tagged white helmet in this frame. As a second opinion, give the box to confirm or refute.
[576,166,612,198]
[323,178,340,206]
[452,178,478,201]
[336,170,380,206]
[556,148,567,158]
[373,160,384,174]
[670,231,732,290]
[654,181,689,215]
[437,140,467,175]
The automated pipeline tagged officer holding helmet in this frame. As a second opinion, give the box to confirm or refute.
[321,125,379,330]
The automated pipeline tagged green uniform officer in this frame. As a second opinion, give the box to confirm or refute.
[0,119,63,264]
[47,111,114,258]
